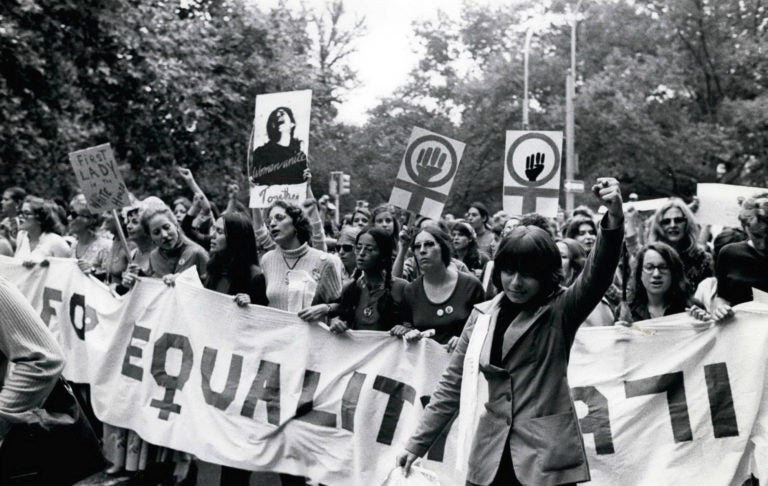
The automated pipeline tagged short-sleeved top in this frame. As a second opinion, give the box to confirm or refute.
[716,241,768,305]
[402,272,486,344]
[334,276,407,331]
[148,236,209,279]
[73,236,112,274]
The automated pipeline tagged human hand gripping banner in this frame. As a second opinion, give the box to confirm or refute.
[389,127,465,220]
[503,131,562,217]
[1,255,767,485]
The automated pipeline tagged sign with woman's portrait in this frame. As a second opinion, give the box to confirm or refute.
[248,90,312,208]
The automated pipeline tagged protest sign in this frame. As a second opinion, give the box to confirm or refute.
[68,143,130,212]
[697,183,768,227]
[389,127,465,220]
[623,197,669,213]
[2,256,767,485]
[503,131,562,217]
[248,90,312,208]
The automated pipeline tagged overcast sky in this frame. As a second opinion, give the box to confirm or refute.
[257,0,490,125]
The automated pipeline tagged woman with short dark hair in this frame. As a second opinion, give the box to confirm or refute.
[397,177,625,486]
[398,225,485,351]
[451,221,490,277]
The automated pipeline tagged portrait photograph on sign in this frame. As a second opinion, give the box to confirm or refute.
[503,131,563,218]
[248,89,312,186]
[389,126,465,220]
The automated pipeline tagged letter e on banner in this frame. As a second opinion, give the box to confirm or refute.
[503,131,562,218]
[389,127,465,220]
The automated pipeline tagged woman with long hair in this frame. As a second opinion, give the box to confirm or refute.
[622,242,700,323]
[14,196,70,262]
[205,212,267,485]
[351,206,371,228]
[206,211,267,307]
[648,198,712,289]
[322,227,407,332]
[564,215,598,253]
[451,221,490,278]
[397,178,625,486]
[466,201,494,256]
[371,204,400,246]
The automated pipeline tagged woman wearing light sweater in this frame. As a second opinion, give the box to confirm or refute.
[0,276,65,444]
[246,200,341,486]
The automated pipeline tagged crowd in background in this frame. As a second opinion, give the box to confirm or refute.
[1,167,767,485]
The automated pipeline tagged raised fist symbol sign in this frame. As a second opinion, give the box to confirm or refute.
[525,152,546,182]
[415,146,447,182]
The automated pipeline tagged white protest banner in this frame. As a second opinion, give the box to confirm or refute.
[248,90,312,208]
[569,309,768,485]
[503,131,562,217]
[697,183,768,227]
[68,143,131,212]
[389,127,465,220]
[2,255,767,485]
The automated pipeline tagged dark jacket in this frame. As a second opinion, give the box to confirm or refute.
[405,217,623,486]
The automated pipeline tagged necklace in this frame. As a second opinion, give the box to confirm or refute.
[281,250,306,284]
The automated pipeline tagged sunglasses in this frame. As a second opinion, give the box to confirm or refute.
[20,210,35,218]
[660,217,686,226]
[339,244,354,252]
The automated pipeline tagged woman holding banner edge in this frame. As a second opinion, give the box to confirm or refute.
[397,177,625,486]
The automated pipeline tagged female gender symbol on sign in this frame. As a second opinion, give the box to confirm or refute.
[504,132,562,214]
[394,134,460,213]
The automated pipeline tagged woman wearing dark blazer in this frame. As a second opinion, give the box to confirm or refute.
[397,178,625,486]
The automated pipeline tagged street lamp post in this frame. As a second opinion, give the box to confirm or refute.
[564,0,582,213]
[522,27,534,130]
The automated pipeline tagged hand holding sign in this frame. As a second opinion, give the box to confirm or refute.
[525,152,546,181]
[416,147,447,182]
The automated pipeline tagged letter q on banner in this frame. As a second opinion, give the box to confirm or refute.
[503,131,562,218]
[389,127,465,220]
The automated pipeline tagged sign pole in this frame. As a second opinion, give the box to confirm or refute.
[111,209,132,258]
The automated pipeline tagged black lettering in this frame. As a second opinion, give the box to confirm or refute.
[341,372,366,432]
[572,386,615,454]
[68,293,98,340]
[40,287,62,325]
[373,375,415,445]
[121,325,151,381]
[704,363,739,438]
[149,333,194,420]
[295,370,337,427]
[241,360,281,425]
[625,372,692,442]
[200,347,243,411]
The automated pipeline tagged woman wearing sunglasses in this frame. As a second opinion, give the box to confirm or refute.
[648,199,712,289]
[335,225,361,286]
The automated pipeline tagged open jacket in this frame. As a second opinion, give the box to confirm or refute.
[405,216,624,486]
